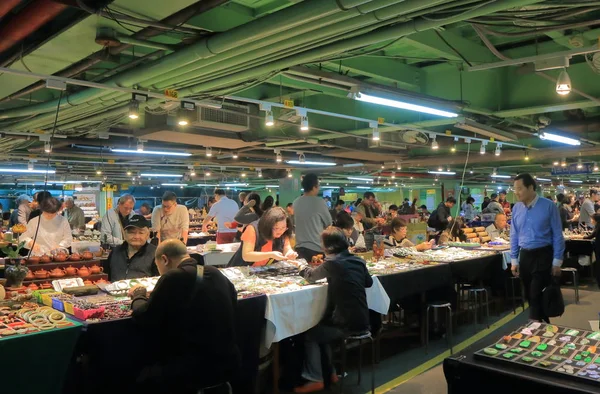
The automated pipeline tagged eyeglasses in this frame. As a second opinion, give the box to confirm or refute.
[273,226,288,232]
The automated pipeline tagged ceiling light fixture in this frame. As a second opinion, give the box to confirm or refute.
[451,137,458,152]
[28,161,34,171]
[161,183,187,187]
[44,141,52,153]
[240,172,247,178]
[428,171,456,175]
[111,148,191,157]
[128,100,139,120]
[140,173,183,177]
[177,101,195,126]
[536,177,552,182]
[556,68,572,95]
[257,168,262,178]
[286,160,336,166]
[96,170,102,175]
[395,161,401,170]
[231,151,239,159]
[287,169,293,178]
[348,177,374,182]
[594,162,599,172]
[430,134,439,150]
[205,171,211,176]
[300,116,309,132]
[355,92,459,117]
[480,142,486,155]
[539,131,580,146]
[0,168,55,174]
[491,174,511,179]
[275,149,282,163]
[137,140,144,152]
[126,171,132,176]
[553,160,559,166]
[206,147,212,157]
[524,150,530,161]
[495,143,502,156]
[189,166,196,176]
[561,158,567,167]
[265,111,274,127]
[577,159,583,169]
[370,122,380,141]
[569,179,583,183]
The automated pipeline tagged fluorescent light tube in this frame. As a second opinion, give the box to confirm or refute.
[539,132,580,146]
[356,92,458,118]
[64,180,103,184]
[286,160,336,166]
[536,178,552,182]
[222,183,249,187]
[322,186,340,189]
[141,173,183,177]
[428,171,457,175]
[347,177,374,182]
[569,180,583,183]
[161,183,188,186]
[112,149,192,156]
[356,186,371,189]
[490,174,511,179]
[0,168,55,174]
[265,185,280,188]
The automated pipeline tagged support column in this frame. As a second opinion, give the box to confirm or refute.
[279,170,301,207]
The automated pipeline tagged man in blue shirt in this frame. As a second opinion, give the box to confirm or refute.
[510,173,565,322]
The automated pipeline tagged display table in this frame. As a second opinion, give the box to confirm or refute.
[566,239,594,257]
[187,233,217,246]
[187,242,239,266]
[444,322,600,394]
[2,321,82,394]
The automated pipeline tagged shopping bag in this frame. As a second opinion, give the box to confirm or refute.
[543,277,565,318]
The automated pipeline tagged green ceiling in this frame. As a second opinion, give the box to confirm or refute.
[0,0,599,187]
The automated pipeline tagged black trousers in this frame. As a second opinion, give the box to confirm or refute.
[519,246,553,322]
[296,247,321,262]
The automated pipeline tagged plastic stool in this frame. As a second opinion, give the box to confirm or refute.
[425,302,453,354]
[467,288,490,329]
[561,267,580,304]
[340,331,375,394]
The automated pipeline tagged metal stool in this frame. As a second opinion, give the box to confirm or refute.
[340,331,375,394]
[425,302,453,354]
[467,288,490,329]
[561,267,580,304]
[505,276,526,314]
[197,382,232,394]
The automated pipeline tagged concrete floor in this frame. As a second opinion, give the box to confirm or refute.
[387,282,599,394]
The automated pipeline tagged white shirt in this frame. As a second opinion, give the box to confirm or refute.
[353,219,366,249]
[207,196,239,233]
[21,215,73,255]
[151,205,190,241]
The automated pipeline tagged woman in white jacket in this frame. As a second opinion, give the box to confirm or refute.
[21,197,72,255]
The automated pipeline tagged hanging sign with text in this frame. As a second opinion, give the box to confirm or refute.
[551,164,593,175]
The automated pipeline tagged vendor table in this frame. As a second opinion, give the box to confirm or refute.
[71,295,267,394]
[444,327,600,394]
[186,234,217,246]
[566,239,594,257]
[2,321,82,394]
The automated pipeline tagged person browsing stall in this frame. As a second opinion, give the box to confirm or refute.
[21,197,72,255]
[579,189,599,228]
[28,191,52,222]
[486,213,508,241]
[202,189,238,244]
[152,191,189,245]
[9,194,32,227]
[101,194,136,247]
[293,173,332,261]
[428,197,456,233]
[384,217,434,251]
[356,191,386,249]
[334,211,356,248]
[129,239,240,393]
[227,207,297,267]
[107,215,158,281]
[482,193,504,215]
[329,199,345,221]
[510,173,565,323]
[291,228,373,393]
[136,203,153,220]
[63,196,86,231]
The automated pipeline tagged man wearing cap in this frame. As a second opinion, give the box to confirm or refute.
[106,215,158,281]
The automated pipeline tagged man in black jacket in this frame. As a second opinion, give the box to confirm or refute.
[292,228,373,393]
[428,197,456,232]
[128,239,240,394]
[106,215,158,281]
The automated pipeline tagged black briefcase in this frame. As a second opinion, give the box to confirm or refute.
[543,277,565,317]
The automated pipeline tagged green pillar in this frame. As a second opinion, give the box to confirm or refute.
[279,170,301,207]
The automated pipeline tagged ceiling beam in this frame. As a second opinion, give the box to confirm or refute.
[494,100,600,118]
[400,29,496,64]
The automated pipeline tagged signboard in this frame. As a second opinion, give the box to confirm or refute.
[551,164,593,175]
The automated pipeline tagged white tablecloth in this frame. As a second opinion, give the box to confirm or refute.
[264,276,390,348]
[186,243,239,266]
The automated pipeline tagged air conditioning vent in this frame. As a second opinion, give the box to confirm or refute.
[194,103,250,132]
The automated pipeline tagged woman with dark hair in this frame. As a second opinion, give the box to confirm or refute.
[227,207,297,267]
[461,196,476,222]
[292,227,373,392]
[261,195,275,212]
[384,217,433,251]
[21,197,73,255]
[28,191,52,222]
[559,194,578,230]
[225,193,264,241]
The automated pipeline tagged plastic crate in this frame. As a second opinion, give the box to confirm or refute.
[41,292,61,307]
[73,305,105,321]
[51,298,64,312]
[63,301,75,316]
[31,289,56,303]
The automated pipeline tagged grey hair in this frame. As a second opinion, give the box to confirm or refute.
[64,196,74,202]
[118,194,136,205]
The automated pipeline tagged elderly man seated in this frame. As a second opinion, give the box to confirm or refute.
[107,215,157,281]
[486,213,508,241]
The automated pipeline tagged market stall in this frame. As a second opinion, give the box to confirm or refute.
[444,321,600,394]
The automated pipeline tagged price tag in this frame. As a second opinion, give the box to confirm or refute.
[377,117,385,125]
[284,99,294,108]
[164,89,178,98]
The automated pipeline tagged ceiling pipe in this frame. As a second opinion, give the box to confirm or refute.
[0,0,227,104]
[0,0,21,20]
[0,0,68,55]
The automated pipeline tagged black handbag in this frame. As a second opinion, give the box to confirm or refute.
[543,277,565,318]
